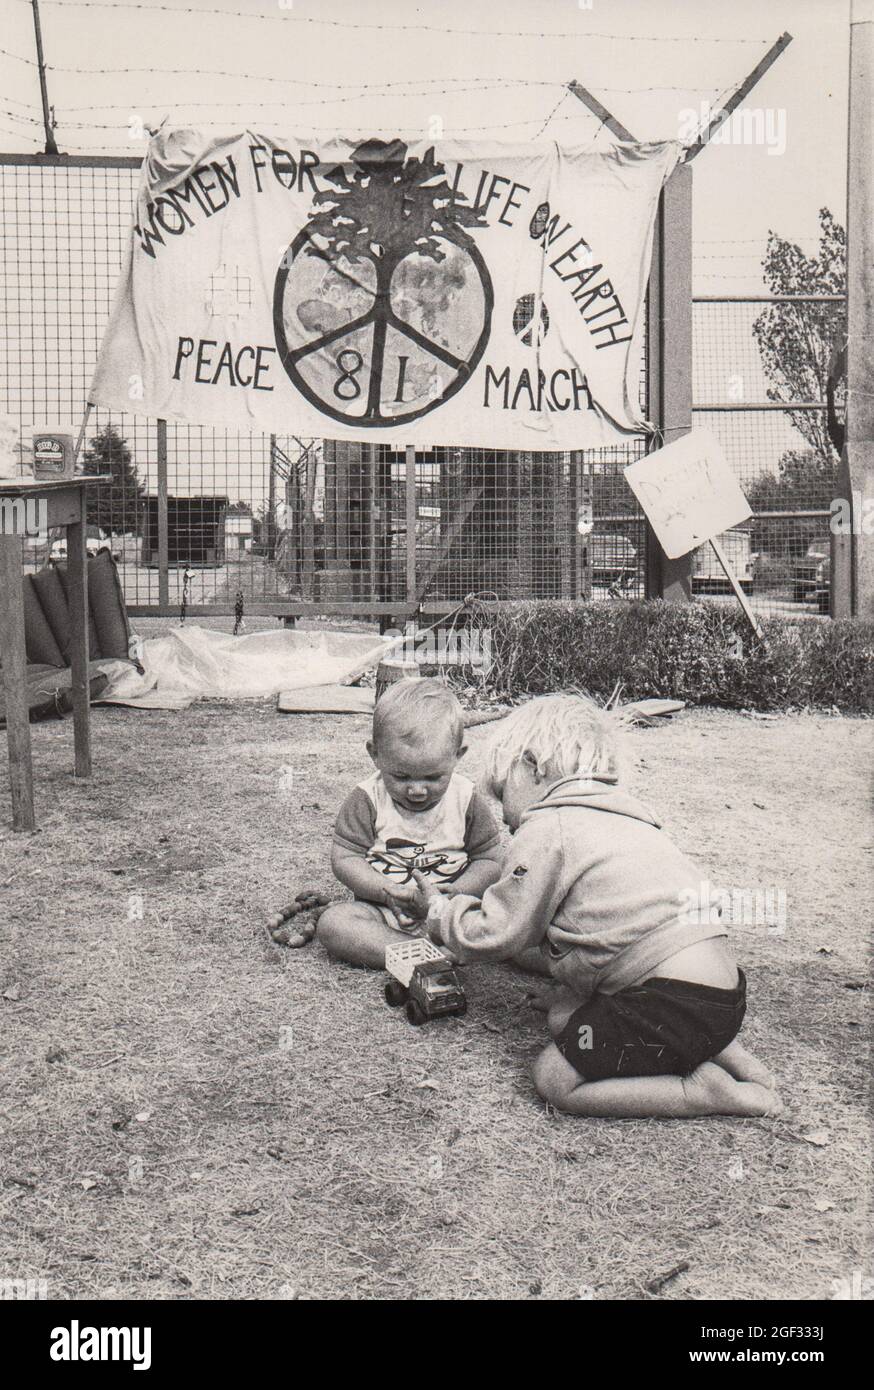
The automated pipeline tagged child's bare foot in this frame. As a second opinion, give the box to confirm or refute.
[524,981,560,1012]
[682,1061,784,1117]
[711,1040,777,1090]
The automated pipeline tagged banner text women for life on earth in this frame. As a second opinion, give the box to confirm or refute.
[89,131,679,448]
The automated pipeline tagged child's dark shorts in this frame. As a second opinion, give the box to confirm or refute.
[555,971,747,1081]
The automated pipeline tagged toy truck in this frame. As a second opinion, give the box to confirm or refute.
[384,938,467,1026]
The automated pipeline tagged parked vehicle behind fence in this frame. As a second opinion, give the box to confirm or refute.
[792,538,830,613]
[691,529,755,595]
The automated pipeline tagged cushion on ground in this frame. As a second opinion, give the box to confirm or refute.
[86,548,131,660]
[28,564,72,665]
[0,664,110,725]
[54,563,102,661]
[1,550,132,672]
[21,577,66,667]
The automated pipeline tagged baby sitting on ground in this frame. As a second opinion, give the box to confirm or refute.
[317,678,502,968]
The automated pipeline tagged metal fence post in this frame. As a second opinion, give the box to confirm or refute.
[405,444,417,606]
[645,163,694,601]
[157,418,169,609]
[835,0,874,618]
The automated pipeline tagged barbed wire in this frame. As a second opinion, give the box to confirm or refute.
[1,108,41,125]
[0,49,726,97]
[20,2,775,44]
[50,111,606,133]
[0,46,39,66]
[534,90,571,140]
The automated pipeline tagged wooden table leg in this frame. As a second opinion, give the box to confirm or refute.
[0,533,35,830]
[66,513,92,778]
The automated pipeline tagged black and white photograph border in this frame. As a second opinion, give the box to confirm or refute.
[0,0,871,1335]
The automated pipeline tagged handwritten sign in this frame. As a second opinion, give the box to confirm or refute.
[624,428,751,559]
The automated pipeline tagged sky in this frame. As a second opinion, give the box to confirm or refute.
[1,0,853,292]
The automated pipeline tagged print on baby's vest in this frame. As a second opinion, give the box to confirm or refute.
[368,837,467,884]
[577,1025,593,1051]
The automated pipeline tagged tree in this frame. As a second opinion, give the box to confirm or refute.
[306,139,489,271]
[84,425,144,534]
[752,208,847,461]
[747,450,836,558]
[304,139,490,420]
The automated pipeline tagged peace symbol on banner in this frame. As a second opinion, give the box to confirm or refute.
[273,233,493,427]
[272,139,494,428]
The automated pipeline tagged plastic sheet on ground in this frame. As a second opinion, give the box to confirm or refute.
[95,626,389,706]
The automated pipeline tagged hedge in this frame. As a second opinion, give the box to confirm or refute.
[462,600,873,714]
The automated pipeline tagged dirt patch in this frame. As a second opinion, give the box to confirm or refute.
[0,702,869,1300]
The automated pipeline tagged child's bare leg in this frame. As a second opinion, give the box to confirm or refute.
[546,990,584,1032]
[533,1044,783,1119]
[316,901,402,969]
[710,1038,776,1089]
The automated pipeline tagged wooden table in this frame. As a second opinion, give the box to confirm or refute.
[0,477,98,831]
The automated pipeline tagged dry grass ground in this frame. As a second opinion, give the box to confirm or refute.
[0,685,870,1301]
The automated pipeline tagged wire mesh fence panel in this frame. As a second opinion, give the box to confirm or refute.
[4,157,844,621]
[692,296,846,619]
[310,442,649,608]
[1,155,652,615]
[0,157,315,616]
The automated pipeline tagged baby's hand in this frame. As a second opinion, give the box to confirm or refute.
[381,879,417,906]
[380,879,419,926]
[400,869,443,923]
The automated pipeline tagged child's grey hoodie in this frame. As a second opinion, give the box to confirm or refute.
[432,775,727,997]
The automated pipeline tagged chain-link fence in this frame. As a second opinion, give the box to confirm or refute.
[1,154,845,620]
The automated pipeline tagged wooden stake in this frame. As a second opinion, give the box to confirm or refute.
[0,533,35,829]
[566,82,636,142]
[30,0,59,156]
[66,501,92,778]
[72,402,93,466]
[684,33,793,162]
[709,535,764,640]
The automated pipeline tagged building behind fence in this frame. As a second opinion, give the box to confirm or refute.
[0,154,845,620]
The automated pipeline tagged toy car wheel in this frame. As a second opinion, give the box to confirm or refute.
[384,980,407,1007]
[453,1000,467,1018]
[406,1000,426,1026]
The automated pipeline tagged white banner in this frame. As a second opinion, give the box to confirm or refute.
[90,130,679,449]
